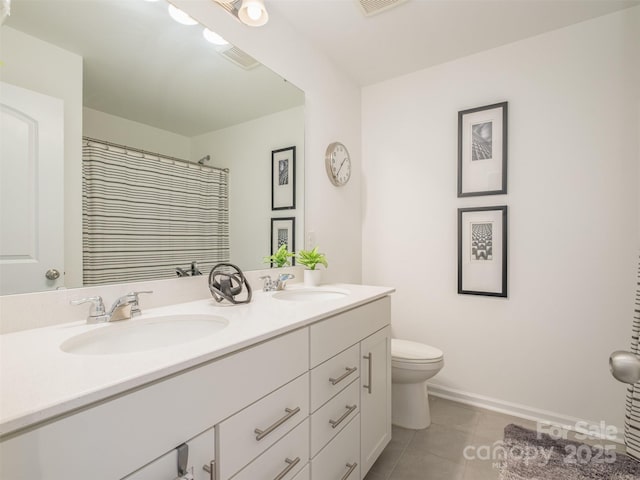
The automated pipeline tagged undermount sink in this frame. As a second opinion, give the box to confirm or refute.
[60,314,229,355]
[272,288,349,302]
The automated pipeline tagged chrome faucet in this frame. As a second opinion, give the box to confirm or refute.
[260,273,295,292]
[71,291,153,323]
[176,261,202,277]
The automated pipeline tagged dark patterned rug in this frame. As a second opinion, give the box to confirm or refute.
[500,424,640,479]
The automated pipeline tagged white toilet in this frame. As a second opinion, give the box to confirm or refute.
[391,339,444,429]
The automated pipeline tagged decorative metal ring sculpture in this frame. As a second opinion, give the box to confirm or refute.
[208,263,252,305]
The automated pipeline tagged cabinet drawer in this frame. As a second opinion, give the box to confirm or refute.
[310,344,360,412]
[218,373,309,480]
[310,379,359,456]
[311,414,360,480]
[123,426,215,480]
[310,297,390,367]
[230,419,309,480]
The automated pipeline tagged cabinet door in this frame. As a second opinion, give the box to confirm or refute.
[360,326,391,477]
[123,427,215,480]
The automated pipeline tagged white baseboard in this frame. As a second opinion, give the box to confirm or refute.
[427,383,625,445]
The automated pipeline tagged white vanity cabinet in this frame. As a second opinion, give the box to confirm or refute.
[0,293,392,480]
[309,296,391,479]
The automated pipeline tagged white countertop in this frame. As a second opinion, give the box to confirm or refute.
[0,283,394,437]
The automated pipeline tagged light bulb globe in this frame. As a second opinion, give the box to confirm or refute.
[168,4,198,26]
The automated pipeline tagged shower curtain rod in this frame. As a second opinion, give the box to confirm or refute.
[83,136,229,173]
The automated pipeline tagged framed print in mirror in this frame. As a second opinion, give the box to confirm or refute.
[458,102,507,197]
[272,146,296,210]
[458,206,507,297]
[271,217,296,265]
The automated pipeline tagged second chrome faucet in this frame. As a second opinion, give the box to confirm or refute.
[260,273,295,292]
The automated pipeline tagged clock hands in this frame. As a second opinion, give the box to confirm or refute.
[336,157,348,177]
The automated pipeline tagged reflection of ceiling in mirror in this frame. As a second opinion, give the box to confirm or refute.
[4,0,304,136]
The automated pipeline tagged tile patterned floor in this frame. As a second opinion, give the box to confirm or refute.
[363,396,626,480]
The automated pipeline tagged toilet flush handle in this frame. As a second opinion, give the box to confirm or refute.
[363,353,372,394]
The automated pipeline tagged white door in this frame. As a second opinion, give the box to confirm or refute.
[0,81,64,294]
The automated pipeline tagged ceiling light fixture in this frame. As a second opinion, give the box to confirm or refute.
[168,4,198,25]
[238,0,268,27]
[203,28,229,46]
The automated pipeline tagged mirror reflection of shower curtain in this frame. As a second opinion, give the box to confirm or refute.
[625,254,640,460]
[82,139,229,285]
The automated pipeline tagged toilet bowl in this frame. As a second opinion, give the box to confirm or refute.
[391,339,444,429]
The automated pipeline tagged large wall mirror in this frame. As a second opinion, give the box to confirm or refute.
[0,0,305,295]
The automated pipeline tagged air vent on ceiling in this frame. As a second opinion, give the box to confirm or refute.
[209,1,259,69]
[357,0,408,16]
[218,44,260,70]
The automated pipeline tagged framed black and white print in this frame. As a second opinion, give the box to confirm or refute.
[270,217,295,265]
[458,206,507,297]
[457,102,508,197]
[272,146,296,210]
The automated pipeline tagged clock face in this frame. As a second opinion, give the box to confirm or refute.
[325,142,351,186]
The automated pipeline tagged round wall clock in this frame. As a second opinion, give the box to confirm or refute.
[325,142,351,186]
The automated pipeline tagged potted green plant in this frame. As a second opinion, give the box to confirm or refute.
[296,246,328,286]
[263,244,295,268]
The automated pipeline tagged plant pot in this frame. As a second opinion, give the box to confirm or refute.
[303,269,322,287]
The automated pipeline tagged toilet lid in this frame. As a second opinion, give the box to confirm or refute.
[392,339,443,362]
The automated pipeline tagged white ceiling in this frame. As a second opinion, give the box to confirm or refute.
[269,0,640,86]
[5,0,638,135]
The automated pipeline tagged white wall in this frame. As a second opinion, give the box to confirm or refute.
[83,107,191,159]
[178,0,362,284]
[0,26,84,287]
[362,7,640,432]
[191,107,304,270]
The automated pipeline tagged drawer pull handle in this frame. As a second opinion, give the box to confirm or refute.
[363,353,372,394]
[329,404,357,429]
[202,460,216,480]
[340,462,358,480]
[254,406,301,441]
[273,457,300,480]
[341,462,358,480]
[329,366,358,385]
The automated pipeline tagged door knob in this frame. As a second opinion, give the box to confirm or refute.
[45,269,60,280]
[610,350,640,384]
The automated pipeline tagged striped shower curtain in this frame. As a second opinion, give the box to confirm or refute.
[625,255,640,459]
[82,138,229,285]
